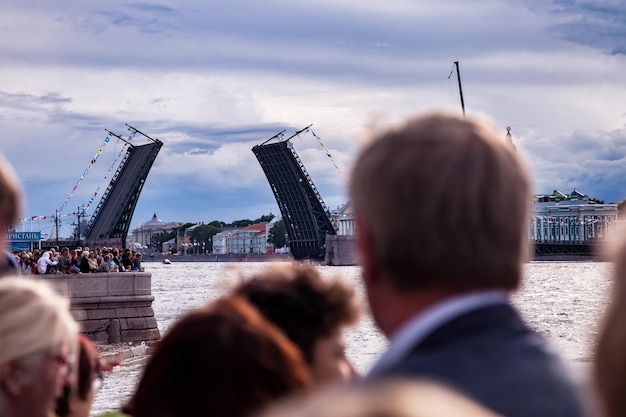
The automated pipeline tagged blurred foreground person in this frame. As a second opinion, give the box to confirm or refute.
[124,296,311,417]
[349,112,584,417]
[234,265,360,388]
[259,379,502,417]
[56,335,120,417]
[594,239,626,417]
[0,153,22,277]
[0,276,78,417]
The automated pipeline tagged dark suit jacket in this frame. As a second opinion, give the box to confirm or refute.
[370,304,585,417]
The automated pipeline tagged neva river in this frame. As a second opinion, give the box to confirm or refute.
[92,261,613,415]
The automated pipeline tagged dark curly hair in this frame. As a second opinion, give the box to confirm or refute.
[233,265,360,364]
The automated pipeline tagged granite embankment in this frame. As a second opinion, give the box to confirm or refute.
[40,272,160,343]
[97,341,153,364]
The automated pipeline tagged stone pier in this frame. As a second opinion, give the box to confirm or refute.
[39,272,160,343]
[325,235,358,266]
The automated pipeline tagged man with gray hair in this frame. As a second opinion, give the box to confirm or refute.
[350,112,584,417]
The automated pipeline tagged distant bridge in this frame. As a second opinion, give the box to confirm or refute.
[253,135,336,260]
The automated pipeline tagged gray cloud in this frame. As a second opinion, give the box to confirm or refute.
[535,0,626,54]
[521,125,626,202]
[3,0,626,230]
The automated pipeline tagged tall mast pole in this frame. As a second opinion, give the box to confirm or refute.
[454,61,466,117]
[77,207,81,242]
[55,210,59,247]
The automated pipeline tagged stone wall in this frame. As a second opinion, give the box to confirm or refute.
[38,272,160,343]
[325,235,358,266]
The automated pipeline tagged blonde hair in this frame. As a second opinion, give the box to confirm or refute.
[0,152,22,226]
[0,277,78,366]
[258,379,502,417]
[349,112,530,291]
[594,239,626,417]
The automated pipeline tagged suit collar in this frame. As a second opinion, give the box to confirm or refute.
[367,291,509,377]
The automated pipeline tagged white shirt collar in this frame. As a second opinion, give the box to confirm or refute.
[367,290,509,377]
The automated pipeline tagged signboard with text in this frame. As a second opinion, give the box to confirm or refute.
[5,231,42,242]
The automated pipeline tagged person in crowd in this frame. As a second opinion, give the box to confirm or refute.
[260,379,503,417]
[37,250,59,274]
[94,248,103,265]
[348,112,584,417]
[55,335,120,417]
[121,249,133,272]
[107,254,118,272]
[0,152,22,277]
[68,250,81,274]
[123,296,311,417]
[111,248,122,271]
[132,253,143,271]
[233,265,360,388]
[18,251,33,275]
[57,247,71,274]
[593,239,626,417]
[49,248,60,274]
[31,250,41,274]
[87,251,99,273]
[0,276,79,417]
[79,251,92,274]
[97,254,112,273]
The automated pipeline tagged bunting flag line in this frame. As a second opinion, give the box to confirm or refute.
[18,129,138,227]
[308,129,343,178]
[17,211,81,223]
[83,129,137,210]
[59,136,112,212]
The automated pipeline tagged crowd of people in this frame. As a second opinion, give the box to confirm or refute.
[4,112,626,417]
[11,247,143,275]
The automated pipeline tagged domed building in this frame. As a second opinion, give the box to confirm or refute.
[129,213,183,255]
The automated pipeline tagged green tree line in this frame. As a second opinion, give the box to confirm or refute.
[150,214,287,253]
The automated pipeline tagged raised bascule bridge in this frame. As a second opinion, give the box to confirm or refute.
[83,127,162,249]
[42,125,163,250]
[252,126,337,261]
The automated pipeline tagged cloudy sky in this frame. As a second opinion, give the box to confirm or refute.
[3,0,626,237]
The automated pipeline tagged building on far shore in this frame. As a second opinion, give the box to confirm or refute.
[330,191,620,245]
[530,190,619,243]
[129,213,183,255]
[212,220,275,255]
[331,202,355,236]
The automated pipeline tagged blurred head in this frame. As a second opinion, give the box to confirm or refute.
[594,238,626,417]
[126,296,311,417]
[0,277,78,417]
[234,265,360,387]
[259,378,503,417]
[0,152,22,230]
[56,335,101,417]
[349,112,530,294]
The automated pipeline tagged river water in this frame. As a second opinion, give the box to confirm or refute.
[91,261,613,415]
